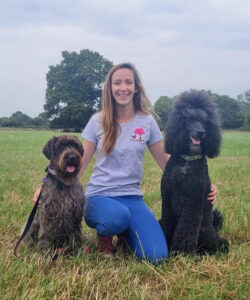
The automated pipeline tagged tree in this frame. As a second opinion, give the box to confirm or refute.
[154,96,173,130]
[44,49,113,130]
[31,112,49,127]
[11,111,32,124]
[133,128,145,141]
[237,89,250,129]
[0,111,49,128]
[207,92,243,129]
[0,117,13,127]
[1,111,32,127]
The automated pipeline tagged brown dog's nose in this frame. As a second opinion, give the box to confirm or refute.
[68,154,77,164]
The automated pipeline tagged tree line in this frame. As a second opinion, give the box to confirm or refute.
[1,49,250,131]
[155,91,250,130]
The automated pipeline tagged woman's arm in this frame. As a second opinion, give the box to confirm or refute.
[148,141,169,171]
[77,139,97,179]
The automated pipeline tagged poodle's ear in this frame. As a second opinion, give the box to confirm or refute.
[165,128,188,155]
[164,118,175,154]
[164,114,188,155]
[164,131,174,154]
[42,136,57,160]
[203,119,222,158]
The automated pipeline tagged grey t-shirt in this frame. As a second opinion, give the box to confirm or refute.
[82,112,162,197]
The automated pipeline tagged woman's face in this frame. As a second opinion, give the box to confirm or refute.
[111,68,137,108]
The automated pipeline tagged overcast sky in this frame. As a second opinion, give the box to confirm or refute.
[1,0,250,117]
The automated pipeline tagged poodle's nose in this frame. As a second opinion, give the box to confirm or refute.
[197,131,205,139]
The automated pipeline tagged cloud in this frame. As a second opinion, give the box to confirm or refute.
[0,0,250,117]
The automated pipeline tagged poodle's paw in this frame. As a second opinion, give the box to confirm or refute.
[198,236,229,255]
[213,209,223,231]
[171,237,198,254]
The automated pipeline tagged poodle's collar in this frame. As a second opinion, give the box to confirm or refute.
[179,154,203,161]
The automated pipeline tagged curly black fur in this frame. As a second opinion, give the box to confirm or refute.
[160,90,229,255]
[23,135,86,256]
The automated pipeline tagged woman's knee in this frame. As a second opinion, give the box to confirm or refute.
[84,196,131,236]
[135,245,168,264]
[125,229,168,264]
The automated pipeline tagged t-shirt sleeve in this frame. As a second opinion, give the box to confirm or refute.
[147,116,163,146]
[81,114,98,143]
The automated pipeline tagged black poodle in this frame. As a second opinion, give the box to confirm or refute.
[160,90,229,255]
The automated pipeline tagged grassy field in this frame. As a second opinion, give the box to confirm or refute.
[0,130,249,299]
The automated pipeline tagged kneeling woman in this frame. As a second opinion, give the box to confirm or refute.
[79,63,169,264]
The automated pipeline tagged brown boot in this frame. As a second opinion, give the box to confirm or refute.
[96,235,114,258]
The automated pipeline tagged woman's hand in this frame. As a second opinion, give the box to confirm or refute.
[208,183,218,205]
[33,186,42,207]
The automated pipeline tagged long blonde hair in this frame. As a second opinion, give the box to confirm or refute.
[101,62,154,155]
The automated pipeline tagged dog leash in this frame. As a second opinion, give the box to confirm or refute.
[14,178,46,260]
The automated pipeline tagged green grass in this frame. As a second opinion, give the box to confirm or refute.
[0,130,249,299]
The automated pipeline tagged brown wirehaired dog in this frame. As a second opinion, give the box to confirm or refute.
[23,135,86,256]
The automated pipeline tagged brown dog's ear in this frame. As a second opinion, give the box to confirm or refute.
[71,135,84,156]
[76,137,84,156]
[42,136,57,160]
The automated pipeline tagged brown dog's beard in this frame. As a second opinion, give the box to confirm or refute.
[54,148,82,185]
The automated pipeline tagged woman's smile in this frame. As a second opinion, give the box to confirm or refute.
[111,68,137,107]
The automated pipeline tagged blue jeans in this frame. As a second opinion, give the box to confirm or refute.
[84,195,168,264]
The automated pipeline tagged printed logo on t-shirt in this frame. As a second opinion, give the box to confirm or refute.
[130,128,145,142]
